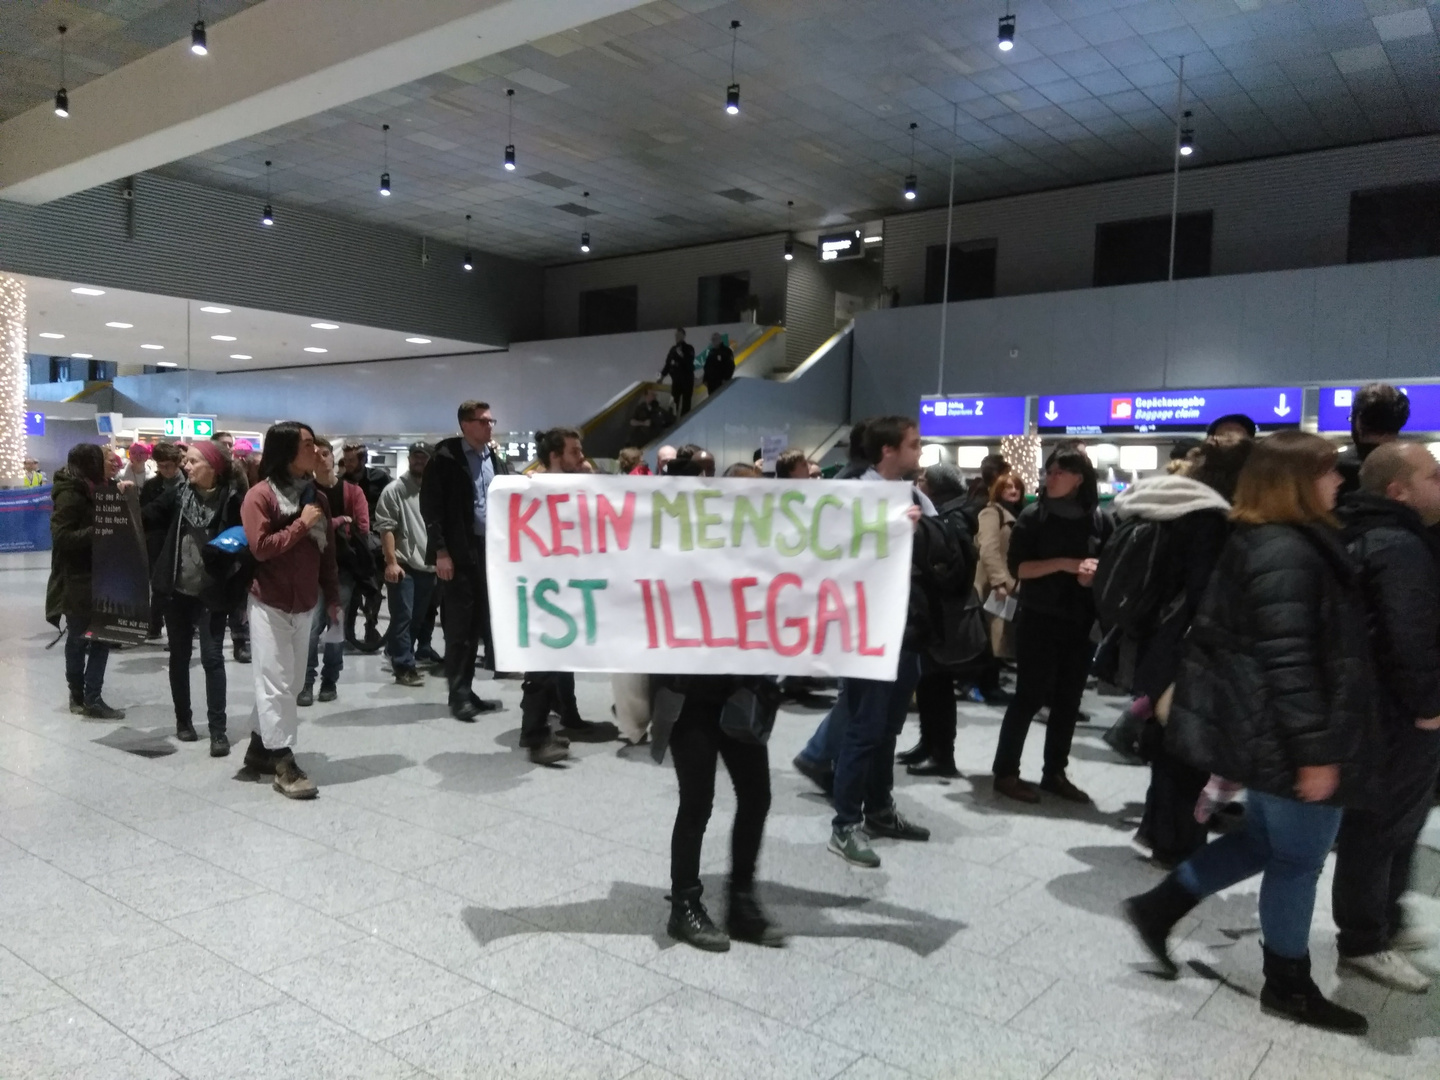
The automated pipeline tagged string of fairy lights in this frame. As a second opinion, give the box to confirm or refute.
[0,275,29,482]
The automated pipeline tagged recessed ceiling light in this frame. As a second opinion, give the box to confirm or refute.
[310,322,340,330]
[199,306,230,314]
[211,335,237,341]
[229,354,252,360]
[864,235,883,243]
[141,343,164,350]
[71,352,93,359]
[405,337,432,344]
[106,321,133,328]
[156,361,178,367]
[38,332,64,339]
[71,287,105,296]
[303,346,327,353]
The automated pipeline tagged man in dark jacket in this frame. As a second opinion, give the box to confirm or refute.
[702,332,735,396]
[341,440,391,652]
[421,400,510,721]
[1337,383,1409,496]
[1332,441,1440,993]
[140,441,185,639]
[659,328,696,416]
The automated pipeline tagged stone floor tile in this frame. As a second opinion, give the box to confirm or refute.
[165,890,363,974]
[1,1002,181,1079]
[0,946,71,1025]
[85,851,265,920]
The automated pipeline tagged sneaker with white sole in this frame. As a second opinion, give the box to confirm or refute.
[828,824,880,868]
[1340,949,1431,994]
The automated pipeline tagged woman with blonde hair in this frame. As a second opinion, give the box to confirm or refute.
[1123,431,1377,1035]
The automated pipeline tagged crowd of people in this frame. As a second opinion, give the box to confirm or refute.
[41,382,1440,1036]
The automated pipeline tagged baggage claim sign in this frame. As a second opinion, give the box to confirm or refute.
[486,474,914,678]
[1036,386,1303,435]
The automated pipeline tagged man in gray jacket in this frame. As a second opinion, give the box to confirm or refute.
[375,442,438,687]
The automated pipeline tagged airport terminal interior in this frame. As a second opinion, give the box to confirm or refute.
[3,0,1440,1077]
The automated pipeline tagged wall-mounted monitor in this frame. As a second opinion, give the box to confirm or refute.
[96,412,122,435]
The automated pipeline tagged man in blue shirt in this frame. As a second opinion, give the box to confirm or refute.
[420,400,511,721]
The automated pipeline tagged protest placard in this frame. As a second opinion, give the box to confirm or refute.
[486,474,914,679]
[91,484,151,646]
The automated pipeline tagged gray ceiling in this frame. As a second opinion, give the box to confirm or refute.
[6,0,1440,266]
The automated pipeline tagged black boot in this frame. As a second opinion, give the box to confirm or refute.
[1121,875,1200,979]
[727,883,785,948]
[68,687,84,715]
[895,741,928,767]
[1260,946,1368,1035]
[666,888,730,952]
[242,731,277,775]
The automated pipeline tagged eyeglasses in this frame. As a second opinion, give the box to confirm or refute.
[463,415,497,426]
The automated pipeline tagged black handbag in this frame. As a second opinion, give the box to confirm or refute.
[719,678,782,745]
[927,588,989,672]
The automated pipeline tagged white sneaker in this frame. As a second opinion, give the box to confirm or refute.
[1390,923,1438,953]
[1340,949,1431,994]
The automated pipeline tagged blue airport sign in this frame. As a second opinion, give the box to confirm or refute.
[1316,384,1440,434]
[24,411,44,436]
[919,395,1028,438]
[1036,386,1303,435]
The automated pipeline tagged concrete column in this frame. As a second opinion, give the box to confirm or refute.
[0,275,25,485]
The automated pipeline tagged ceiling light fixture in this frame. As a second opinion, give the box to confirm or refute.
[405,337,432,344]
[199,305,230,314]
[141,343,164,350]
[229,354,251,360]
[106,321,133,328]
[71,287,105,296]
[784,199,794,261]
[71,353,93,359]
[864,235,883,243]
[998,11,1016,52]
[157,361,178,367]
[211,334,237,341]
[904,121,918,200]
[261,160,274,226]
[463,214,473,271]
[504,88,516,171]
[725,20,741,114]
[38,332,64,339]
[303,347,327,353]
[579,192,591,253]
[54,25,69,117]
[191,2,207,55]
[310,322,339,330]
[379,123,391,196]
[1179,110,1195,156]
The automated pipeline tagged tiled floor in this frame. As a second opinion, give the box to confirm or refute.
[1,554,1438,1080]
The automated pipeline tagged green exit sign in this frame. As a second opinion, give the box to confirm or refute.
[164,416,216,439]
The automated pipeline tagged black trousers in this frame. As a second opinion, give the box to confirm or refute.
[669,694,771,896]
[519,671,578,747]
[1137,720,1209,863]
[992,609,1092,779]
[1332,726,1440,956]
[915,663,957,763]
[440,538,492,706]
[165,593,228,733]
[672,383,693,416]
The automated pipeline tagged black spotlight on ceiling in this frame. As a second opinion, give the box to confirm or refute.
[1179,111,1195,157]
[54,24,69,118]
[261,160,274,226]
[379,123,391,196]
[784,199,794,261]
[904,122,918,201]
[463,214,473,271]
[579,191,592,253]
[998,12,1016,52]
[725,20,741,114]
[504,88,516,171]
[191,2,208,55]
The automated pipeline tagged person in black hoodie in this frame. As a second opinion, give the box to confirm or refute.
[1331,441,1440,993]
[144,441,244,755]
[1123,431,1377,1036]
[991,446,1112,805]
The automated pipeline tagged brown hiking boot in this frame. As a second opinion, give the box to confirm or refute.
[1040,771,1092,804]
[526,738,569,766]
[273,752,318,800]
[994,775,1040,804]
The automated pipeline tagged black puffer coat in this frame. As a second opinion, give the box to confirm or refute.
[47,468,96,624]
[1167,522,1379,806]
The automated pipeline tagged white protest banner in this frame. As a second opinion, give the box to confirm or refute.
[486,474,914,679]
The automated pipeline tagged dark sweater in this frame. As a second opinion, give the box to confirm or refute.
[1007,501,1112,625]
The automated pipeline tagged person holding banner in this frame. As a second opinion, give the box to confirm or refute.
[422,400,511,722]
[240,422,340,800]
[48,443,125,719]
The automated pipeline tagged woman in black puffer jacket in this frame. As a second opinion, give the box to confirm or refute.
[1123,431,1378,1037]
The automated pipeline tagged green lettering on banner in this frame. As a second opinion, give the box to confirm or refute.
[651,492,693,551]
[516,576,529,647]
[692,490,725,549]
[568,579,607,644]
[851,498,888,559]
[731,494,773,547]
[533,578,578,649]
[810,495,843,560]
[775,490,808,557]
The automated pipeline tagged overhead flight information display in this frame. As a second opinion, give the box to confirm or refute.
[1036,386,1304,435]
[1316,384,1440,433]
[918,396,1028,438]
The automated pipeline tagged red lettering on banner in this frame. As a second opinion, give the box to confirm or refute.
[658,581,701,648]
[854,581,885,657]
[765,573,809,657]
[731,577,770,650]
[576,493,593,554]
[813,579,852,654]
[637,579,659,649]
[509,494,550,562]
[596,493,635,553]
[546,494,579,557]
[692,581,738,648]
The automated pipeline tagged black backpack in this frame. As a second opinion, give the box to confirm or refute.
[916,510,987,670]
[1093,516,1170,634]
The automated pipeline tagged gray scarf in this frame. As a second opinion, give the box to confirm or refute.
[180,482,220,530]
[1044,492,1088,520]
[267,475,327,552]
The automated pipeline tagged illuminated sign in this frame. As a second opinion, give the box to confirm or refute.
[164,416,216,439]
[24,411,44,436]
[1036,387,1303,435]
[919,396,1028,438]
[817,229,864,262]
[1316,385,1440,433]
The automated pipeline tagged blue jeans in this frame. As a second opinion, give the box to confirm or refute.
[1175,789,1343,959]
[64,616,110,706]
[305,574,354,691]
[831,650,923,830]
[386,567,436,670]
[800,681,853,768]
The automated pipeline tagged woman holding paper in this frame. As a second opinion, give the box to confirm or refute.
[975,472,1023,659]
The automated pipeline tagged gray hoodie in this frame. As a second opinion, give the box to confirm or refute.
[1113,474,1231,522]
[373,471,433,572]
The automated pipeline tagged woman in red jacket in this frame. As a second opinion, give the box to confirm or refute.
[240,422,340,800]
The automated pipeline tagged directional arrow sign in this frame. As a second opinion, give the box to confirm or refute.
[1044,400,1059,422]
[1273,393,1291,418]
[1037,387,1303,434]
[918,395,1026,438]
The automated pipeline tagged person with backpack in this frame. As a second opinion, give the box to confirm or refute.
[1100,436,1253,865]
[896,463,977,779]
[991,446,1112,804]
[143,441,245,756]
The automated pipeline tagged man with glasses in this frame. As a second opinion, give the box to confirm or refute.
[421,400,510,721]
